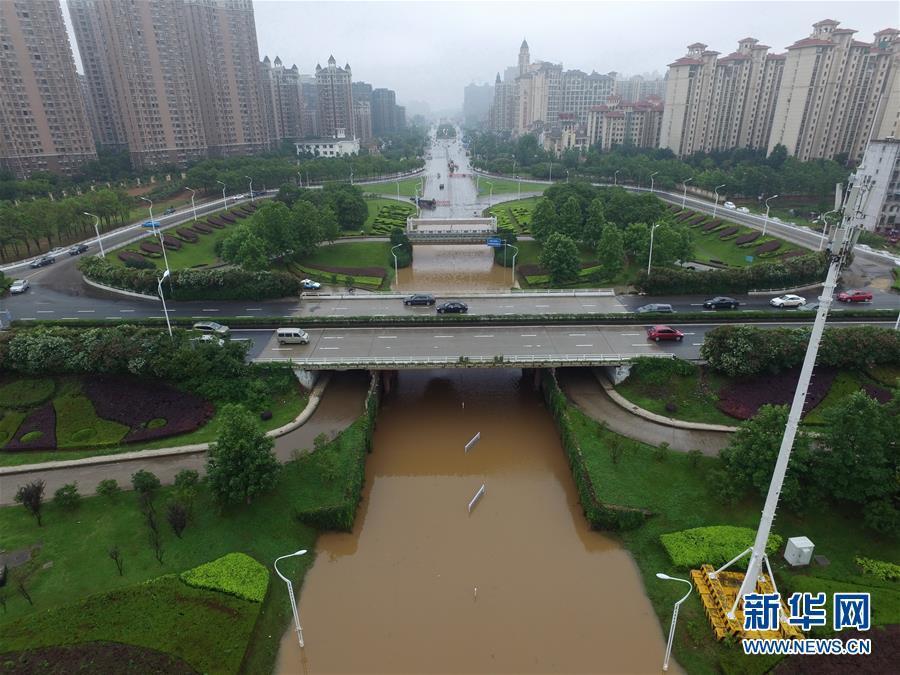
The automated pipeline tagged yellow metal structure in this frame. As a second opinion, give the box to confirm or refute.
[691,565,805,641]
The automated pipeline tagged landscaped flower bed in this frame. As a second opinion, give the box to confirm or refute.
[83,375,214,443]
[718,226,740,239]
[118,250,148,264]
[675,211,694,222]
[715,367,837,420]
[206,217,226,228]
[5,403,57,451]
[755,240,782,255]
[780,250,805,259]
[177,228,199,243]
[220,214,236,224]
[862,382,894,404]
[702,220,722,232]
[162,235,183,250]
[140,241,163,254]
[193,223,213,234]
[735,231,761,245]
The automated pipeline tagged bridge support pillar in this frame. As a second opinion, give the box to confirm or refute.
[292,368,320,390]
[600,364,632,385]
[521,368,542,390]
[379,369,398,395]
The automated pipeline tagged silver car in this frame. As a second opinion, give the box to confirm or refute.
[192,321,230,336]
[769,294,806,308]
[9,279,29,294]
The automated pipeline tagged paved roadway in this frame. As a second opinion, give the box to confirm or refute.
[237,319,896,366]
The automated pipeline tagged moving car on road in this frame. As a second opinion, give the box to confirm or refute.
[9,279,29,294]
[836,289,873,303]
[646,325,684,342]
[192,321,230,336]
[769,294,806,308]
[277,327,310,345]
[29,255,55,268]
[68,243,89,255]
[163,207,176,215]
[300,279,321,290]
[703,296,739,310]
[436,301,468,314]
[404,293,436,306]
[636,303,674,314]
[723,201,736,209]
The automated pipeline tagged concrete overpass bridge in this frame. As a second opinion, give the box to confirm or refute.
[406,216,499,244]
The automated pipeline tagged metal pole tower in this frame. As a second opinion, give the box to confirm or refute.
[723,179,867,618]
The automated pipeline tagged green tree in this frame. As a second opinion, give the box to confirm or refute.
[623,222,650,262]
[816,391,899,532]
[557,196,582,239]
[220,225,269,271]
[318,205,340,243]
[530,198,558,243]
[206,404,280,506]
[291,200,324,258]
[596,225,625,280]
[14,480,45,526]
[539,233,580,285]
[721,405,813,512]
[582,198,607,249]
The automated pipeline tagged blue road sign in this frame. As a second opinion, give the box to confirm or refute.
[745,255,754,262]
[487,238,503,248]
[142,220,162,229]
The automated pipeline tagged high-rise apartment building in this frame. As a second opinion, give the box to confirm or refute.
[260,56,303,141]
[560,69,616,125]
[182,0,269,157]
[463,83,494,126]
[352,81,373,105]
[516,61,562,134]
[316,56,353,138]
[489,72,518,133]
[299,75,319,138]
[354,100,372,141]
[586,96,664,150]
[768,20,900,162]
[70,0,207,170]
[0,0,96,178]
[660,39,785,157]
[616,75,667,103]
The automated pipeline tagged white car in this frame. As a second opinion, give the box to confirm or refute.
[723,201,736,209]
[9,279,29,294]
[770,294,806,308]
[737,206,750,214]
[301,279,321,290]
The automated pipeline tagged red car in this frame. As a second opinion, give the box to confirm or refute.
[646,325,684,342]
[837,289,873,303]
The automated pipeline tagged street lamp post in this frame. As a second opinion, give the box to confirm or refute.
[566,169,570,184]
[507,242,518,287]
[548,162,553,182]
[484,180,494,209]
[817,209,838,251]
[297,171,303,188]
[185,187,198,221]
[141,196,170,279]
[656,573,692,672]
[349,168,353,186]
[647,223,661,276]
[650,171,659,193]
[681,177,693,209]
[713,184,726,218]
[274,550,309,649]
[763,194,780,237]
[157,269,173,339]
[244,175,253,202]
[614,169,620,187]
[391,243,403,290]
[216,180,228,211]
[83,212,105,257]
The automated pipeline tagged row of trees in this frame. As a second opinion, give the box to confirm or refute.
[0,189,132,261]
[467,130,850,202]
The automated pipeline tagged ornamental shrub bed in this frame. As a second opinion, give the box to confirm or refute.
[686,214,707,225]
[193,223,213,234]
[177,228,199,243]
[675,211,694,222]
[718,226,740,239]
[856,557,900,582]
[660,525,783,569]
[862,382,894,404]
[180,553,269,603]
[715,366,837,420]
[162,235,182,250]
[0,377,55,408]
[206,218,226,228]
[5,402,56,450]
[780,250,805,259]
[118,251,149,265]
[83,375,214,443]
[0,642,198,675]
[755,240,782,255]
[702,220,723,232]
[140,241,163,254]
[220,214,236,224]
[735,231,761,245]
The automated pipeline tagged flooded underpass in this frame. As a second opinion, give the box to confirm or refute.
[396,245,514,291]
[277,368,670,674]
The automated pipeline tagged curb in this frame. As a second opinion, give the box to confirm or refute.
[748,282,824,296]
[0,373,331,476]
[591,368,739,433]
[82,275,157,301]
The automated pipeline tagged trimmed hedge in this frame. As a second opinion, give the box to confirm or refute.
[856,557,900,582]
[636,252,828,294]
[79,255,302,300]
[542,369,651,530]
[701,325,900,377]
[660,525,783,569]
[180,552,269,603]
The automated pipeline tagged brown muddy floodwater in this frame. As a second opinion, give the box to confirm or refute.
[396,245,513,290]
[276,369,670,675]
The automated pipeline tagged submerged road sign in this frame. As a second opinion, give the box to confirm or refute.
[487,238,503,247]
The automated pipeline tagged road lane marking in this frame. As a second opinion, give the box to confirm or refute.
[693,342,704,346]
[377,335,397,339]
[473,334,494,338]
[568,333,586,336]
[690,303,704,306]
[631,343,653,347]
[535,304,549,308]
[77,310,95,313]
[119,309,135,313]
[272,347,291,351]
[105,316,120,319]
[521,334,537,337]
[621,333,641,336]
[202,308,219,312]
[682,332,696,335]
[323,336,344,340]
[60,317,78,320]
[36,310,54,313]
[434,335,453,338]
[235,315,253,318]
[246,308,262,311]
[581,304,596,307]
[575,344,593,347]
[332,307,348,310]
[319,347,340,350]
[501,305,514,308]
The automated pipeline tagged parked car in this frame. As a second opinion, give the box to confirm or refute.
[737,206,750,214]
[723,201,736,209]
[703,296,739,310]
[769,294,806,308]
[9,279,29,294]
[276,327,310,345]
[300,278,321,290]
[439,183,445,190]
[837,289,873,303]
[404,293,435,306]
[436,301,468,314]
[68,243,89,255]
[29,255,55,268]
[646,325,684,342]
[635,303,674,314]
[163,207,176,215]
[192,321,230,336]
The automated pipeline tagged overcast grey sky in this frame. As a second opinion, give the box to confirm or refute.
[64,0,898,111]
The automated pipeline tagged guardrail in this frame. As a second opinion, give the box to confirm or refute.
[253,352,677,369]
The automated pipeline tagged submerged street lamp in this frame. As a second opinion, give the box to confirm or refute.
[274,549,309,649]
[656,573,692,672]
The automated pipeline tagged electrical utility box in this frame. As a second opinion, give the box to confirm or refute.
[784,536,815,567]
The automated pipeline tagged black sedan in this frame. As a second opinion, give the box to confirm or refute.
[436,301,468,314]
[703,296,740,310]
[403,293,435,306]
[29,255,56,268]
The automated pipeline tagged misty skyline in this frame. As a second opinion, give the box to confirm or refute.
[63,0,898,112]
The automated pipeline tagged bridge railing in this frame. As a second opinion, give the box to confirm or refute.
[253,353,675,368]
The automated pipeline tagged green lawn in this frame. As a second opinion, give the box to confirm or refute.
[301,240,391,270]
[689,220,807,267]
[0,400,371,672]
[488,196,541,234]
[111,215,238,272]
[0,373,307,468]
[478,176,547,196]
[565,404,900,674]
[366,177,423,197]
[124,193,195,225]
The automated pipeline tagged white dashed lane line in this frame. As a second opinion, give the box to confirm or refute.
[631,343,653,347]
[36,310,54,313]
[621,333,641,336]
[434,335,453,338]
[535,304,549,308]
[568,333,586,336]
[322,336,344,340]
[473,335,494,338]
[202,308,219,312]
[77,310,95,313]
[521,334,537,337]
[119,309,135,313]
[319,347,340,350]
[377,335,397,339]
[575,344,593,347]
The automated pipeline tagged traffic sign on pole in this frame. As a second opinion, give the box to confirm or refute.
[486,238,503,248]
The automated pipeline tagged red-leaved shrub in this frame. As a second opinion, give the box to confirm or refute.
[4,403,57,451]
[716,367,837,420]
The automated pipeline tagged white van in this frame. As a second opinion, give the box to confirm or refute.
[277,327,310,345]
